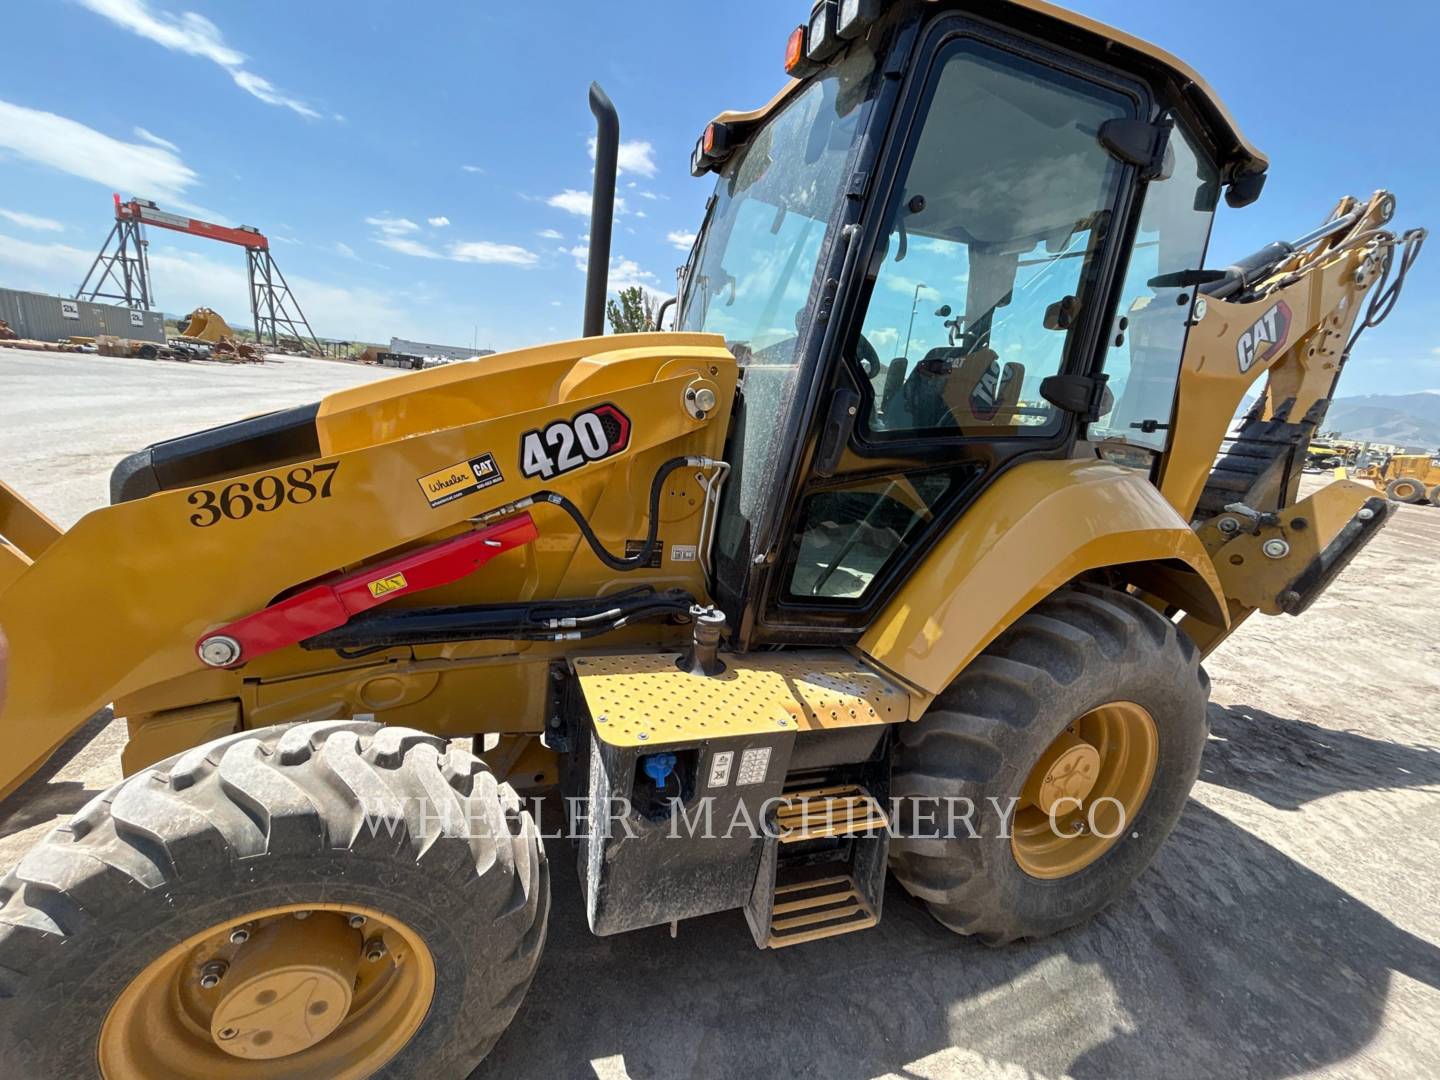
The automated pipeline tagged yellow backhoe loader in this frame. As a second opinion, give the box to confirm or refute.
[1350,451,1440,504]
[0,1,1425,1075]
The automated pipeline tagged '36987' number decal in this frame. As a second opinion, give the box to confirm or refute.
[187,461,339,527]
[520,404,631,480]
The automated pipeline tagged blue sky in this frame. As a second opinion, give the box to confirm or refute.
[1,0,1435,395]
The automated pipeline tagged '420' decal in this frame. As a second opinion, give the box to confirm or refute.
[520,404,630,480]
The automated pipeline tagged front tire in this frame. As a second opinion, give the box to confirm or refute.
[889,583,1208,944]
[0,720,548,1078]
[1386,476,1426,503]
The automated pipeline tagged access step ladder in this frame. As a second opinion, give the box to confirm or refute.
[746,782,890,948]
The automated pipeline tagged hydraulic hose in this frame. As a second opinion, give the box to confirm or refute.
[477,456,713,571]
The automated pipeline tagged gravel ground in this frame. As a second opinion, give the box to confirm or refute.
[1,346,1437,1079]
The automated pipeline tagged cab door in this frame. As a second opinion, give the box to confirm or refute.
[757,20,1150,640]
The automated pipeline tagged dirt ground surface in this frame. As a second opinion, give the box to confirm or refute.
[1,347,1437,1079]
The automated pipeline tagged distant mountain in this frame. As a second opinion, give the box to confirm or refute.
[1324,391,1440,452]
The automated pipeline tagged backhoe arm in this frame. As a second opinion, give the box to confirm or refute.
[1152,190,1426,651]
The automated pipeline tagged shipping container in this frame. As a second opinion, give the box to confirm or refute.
[0,288,165,344]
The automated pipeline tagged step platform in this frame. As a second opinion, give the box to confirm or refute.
[745,783,890,949]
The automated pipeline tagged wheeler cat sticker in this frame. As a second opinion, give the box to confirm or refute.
[1236,300,1292,373]
[519,403,631,480]
[418,452,504,508]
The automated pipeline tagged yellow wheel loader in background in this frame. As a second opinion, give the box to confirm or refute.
[0,1,1426,1075]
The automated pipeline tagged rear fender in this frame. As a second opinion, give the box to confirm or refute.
[859,459,1226,701]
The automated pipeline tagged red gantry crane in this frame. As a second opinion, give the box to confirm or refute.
[77,195,321,352]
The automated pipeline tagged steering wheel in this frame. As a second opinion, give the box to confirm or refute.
[855,333,881,379]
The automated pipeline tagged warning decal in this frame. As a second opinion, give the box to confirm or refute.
[366,572,408,598]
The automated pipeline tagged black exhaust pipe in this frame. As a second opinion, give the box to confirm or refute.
[583,83,619,337]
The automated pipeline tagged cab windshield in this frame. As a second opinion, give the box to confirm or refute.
[677,46,877,362]
[678,45,878,582]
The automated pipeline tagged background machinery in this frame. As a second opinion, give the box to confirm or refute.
[0,1,1425,1075]
[77,195,323,353]
[1350,451,1440,504]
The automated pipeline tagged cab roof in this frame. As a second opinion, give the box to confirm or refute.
[713,0,1267,179]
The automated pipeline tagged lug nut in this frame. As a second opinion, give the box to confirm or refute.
[348,914,367,929]
[293,910,311,920]
[229,927,250,945]
[199,961,228,989]
[365,941,387,963]
[1217,516,1240,535]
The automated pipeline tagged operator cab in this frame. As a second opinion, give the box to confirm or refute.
[674,0,1266,645]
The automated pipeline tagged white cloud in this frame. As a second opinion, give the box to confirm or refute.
[666,230,698,252]
[372,232,536,267]
[365,214,420,236]
[427,216,451,228]
[230,70,320,120]
[132,126,180,152]
[461,164,485,174]
[334,241,357,259]
[537,228,564,241]
[547,189,595,216]
[588,137,658,178]
[448,241,536,267]
[375,236,440,259]
[0,99,199,201]
[0,208,64,232]
[546,189,626,217]
[634,210,646,219]
[608,257,658,292]
[76,0,320,119]
[638,190,660,201]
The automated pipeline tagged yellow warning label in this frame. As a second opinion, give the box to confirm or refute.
[367,572,408,599]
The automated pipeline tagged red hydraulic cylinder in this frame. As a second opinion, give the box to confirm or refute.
[194,514,537,667]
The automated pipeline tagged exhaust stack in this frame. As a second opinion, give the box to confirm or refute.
[583,83,619,337]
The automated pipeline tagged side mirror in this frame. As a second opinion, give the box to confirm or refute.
[1226,171,1268,209]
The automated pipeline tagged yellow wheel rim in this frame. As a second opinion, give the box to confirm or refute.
[1010,701,1158,879]
[99,903,435,1080]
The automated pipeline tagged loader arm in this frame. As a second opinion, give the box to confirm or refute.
[0,333,736,799]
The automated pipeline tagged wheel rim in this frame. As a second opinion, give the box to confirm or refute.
[98,903,435,1080]
[1010,701,1158,879]
[1392,480,1421,500]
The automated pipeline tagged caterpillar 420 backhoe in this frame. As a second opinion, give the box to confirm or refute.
[0,1,1425,1075]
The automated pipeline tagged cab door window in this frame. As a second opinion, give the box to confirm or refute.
[855,41,1132,440]
[1090,121,1219,452]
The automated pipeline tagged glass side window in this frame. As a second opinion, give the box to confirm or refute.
[786,469,974,600]
[855,42,1130,439]
[1091,121,1219,451]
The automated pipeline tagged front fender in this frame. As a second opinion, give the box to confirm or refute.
[859,458,1224,698]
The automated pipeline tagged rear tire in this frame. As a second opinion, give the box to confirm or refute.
[1386,476,1426,503]
[0,720,548,1078]
[1428,484,1440,506]
[889,583,1208,944]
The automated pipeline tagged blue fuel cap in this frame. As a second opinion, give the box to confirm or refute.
[642,752,678,791]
